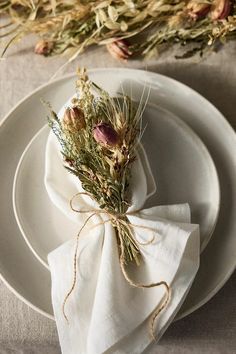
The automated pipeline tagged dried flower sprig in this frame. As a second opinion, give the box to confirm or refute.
[1,0,236,60]
[46,68,144,265]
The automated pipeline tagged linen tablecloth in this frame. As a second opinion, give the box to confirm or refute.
[0,35,236,353]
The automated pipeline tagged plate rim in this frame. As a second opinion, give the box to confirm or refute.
[0,67,235,322]
[12,125,51,270]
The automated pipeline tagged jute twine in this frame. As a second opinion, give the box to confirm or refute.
[62,192,171,340]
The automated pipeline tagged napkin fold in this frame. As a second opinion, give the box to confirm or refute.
[45,127,200,354]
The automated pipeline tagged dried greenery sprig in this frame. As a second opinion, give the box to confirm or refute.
[46,67,143,265]
[1,0,236,60]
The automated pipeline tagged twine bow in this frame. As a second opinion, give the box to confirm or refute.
[62,192,171,340]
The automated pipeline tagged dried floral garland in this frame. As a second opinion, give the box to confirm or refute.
[45,68,170,338]
[0,0,236,60]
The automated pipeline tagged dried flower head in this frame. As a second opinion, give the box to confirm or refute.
[93,122,119,147]
[106,39,132,60]
[187,1,211,20]
[168,12,185,29]
[34,40,53,55]
[62,107,86,133]
[210,0,231,20]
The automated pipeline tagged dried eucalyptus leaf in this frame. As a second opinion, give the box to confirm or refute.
[120,21,128,32]
[108,5,118,22]
[104,19,120,30]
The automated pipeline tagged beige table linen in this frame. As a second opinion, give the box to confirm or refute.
[0,36,236,354]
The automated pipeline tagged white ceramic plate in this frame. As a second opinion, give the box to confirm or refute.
[0,68,235,322]
[13,104,220,269]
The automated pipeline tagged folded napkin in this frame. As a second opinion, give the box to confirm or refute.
[45,109,200,354]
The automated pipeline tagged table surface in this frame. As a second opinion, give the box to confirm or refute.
[0,35,236,354]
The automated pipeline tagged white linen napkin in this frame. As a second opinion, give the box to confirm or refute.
[45,115,200,354]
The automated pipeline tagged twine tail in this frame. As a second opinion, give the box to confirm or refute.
[149,282,171,341]
[62,212,97,322]
[116,225,171,341]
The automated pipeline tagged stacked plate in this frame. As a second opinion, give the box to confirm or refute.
[1,68,236,321]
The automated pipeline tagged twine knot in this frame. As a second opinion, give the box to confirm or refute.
[63,192,171,340]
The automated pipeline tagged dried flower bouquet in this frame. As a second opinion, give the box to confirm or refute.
[47,68,144,266]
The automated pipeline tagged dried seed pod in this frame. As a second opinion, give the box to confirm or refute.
[106,39,132,60]
[210,0,231,20]
[34,40,53,55]
[62,107,86,133]
[187,1,211,20]
[93,123,119,147]
[168,12,185,29]
[64,157,74,167]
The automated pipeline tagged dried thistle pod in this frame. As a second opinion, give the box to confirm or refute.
[62,107,86,133]
[187,1,211,20]
[34,40,53,55]
[210,0,231,20]
[106,39,132,60]
[93,122,119,147]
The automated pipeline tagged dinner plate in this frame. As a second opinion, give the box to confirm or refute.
[0,68,236,322]
[13,104,220,269]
